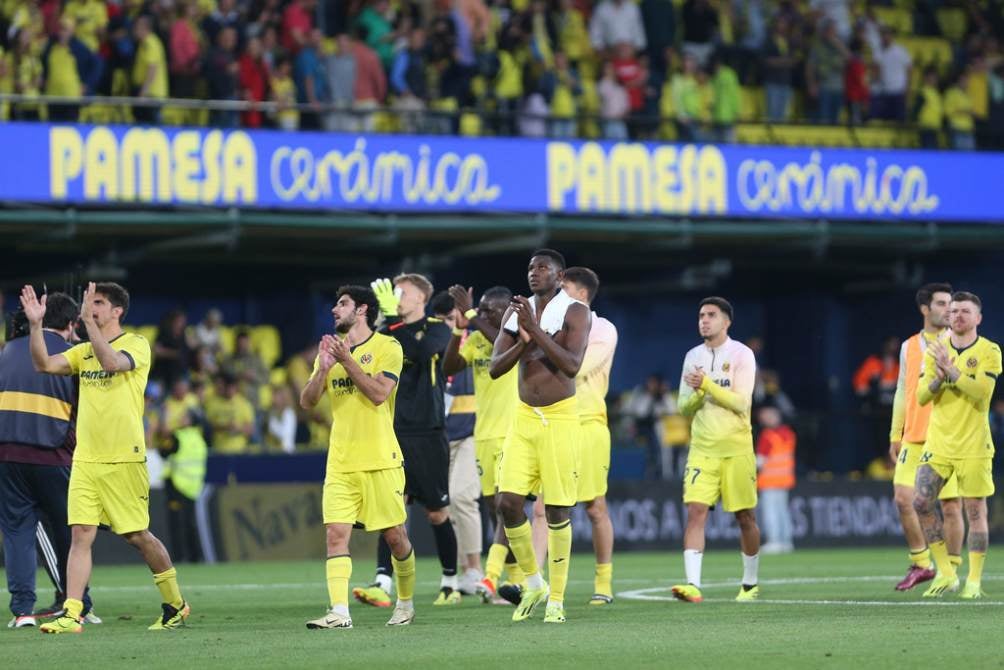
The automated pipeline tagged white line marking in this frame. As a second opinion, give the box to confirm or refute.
[618,583,1004,606]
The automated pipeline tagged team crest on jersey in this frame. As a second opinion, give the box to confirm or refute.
[967,357,978,368]
[415,331,424,341]
[722,362,730,372]
[360,353,373,365]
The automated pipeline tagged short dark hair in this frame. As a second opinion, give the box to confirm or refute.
[429,290,454,317]
[235,328,251,341]
[530,248,566,270]
[916,282,953,308]
[952,291,982,310]
[95,282,130,320]
[483,286,512,303]
[337,285,379,328]
[43,292,79,331]
[699,296,734,322]
[563,267,600,302]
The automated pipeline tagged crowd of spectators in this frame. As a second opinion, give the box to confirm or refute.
[0,0,1003,146]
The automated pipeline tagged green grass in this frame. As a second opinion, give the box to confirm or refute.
[3,548,1003,669]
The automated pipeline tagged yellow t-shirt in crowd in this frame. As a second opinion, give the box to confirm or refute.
[314,332,404,474]
[916,85,943,130]
[64,333,151,463]
[63,0,109,52]
[132,32,168,97]
[206,393,256,454]
[944,86,974,132]
[459,330,517,440]
[44,43,82,97]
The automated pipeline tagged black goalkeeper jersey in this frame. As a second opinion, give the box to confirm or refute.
[381,315,451,434]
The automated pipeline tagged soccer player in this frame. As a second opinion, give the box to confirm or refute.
[914,291,1001,599]
[354,274,460,606]
[442,284,523,602]
[672,297,761,603]
[889,283,964,590]
[490,249,590,624]
[302,285,416,628]
[561,267,618,606]
[21,282,189,633]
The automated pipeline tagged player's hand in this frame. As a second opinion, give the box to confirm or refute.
[684,367,705,390]
[451,307,468,330]
[370,277,401,317]
[80,281,98,323]
[318,335,337,371]
[511,296,536,332]
[889,441,901,463]
[449,285,474,315]
[330,336,352,363]
[19,285,47,326]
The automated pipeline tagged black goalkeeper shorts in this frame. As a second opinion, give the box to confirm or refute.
[398,431,451,510]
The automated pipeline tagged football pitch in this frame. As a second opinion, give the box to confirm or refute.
[3,547,1001,669]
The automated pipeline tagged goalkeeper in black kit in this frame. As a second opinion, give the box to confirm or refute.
[353,274,463,606]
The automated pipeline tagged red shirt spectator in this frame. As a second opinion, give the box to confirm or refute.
[170,6,204,77]
[282,0,315,55]
[352,39,386,103]
[845,53,869,104]
[240,37,270,127]
[612,47,644,111]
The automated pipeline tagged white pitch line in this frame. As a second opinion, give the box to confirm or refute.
[617,585,1004,606]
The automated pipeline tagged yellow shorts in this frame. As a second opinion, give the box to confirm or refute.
[577,419,611,503]
[682,452,758,513]
[498,397,581,507]
[323,466,407,531]
[921,452,995,499]
[68,461,150,534]
[894,441,959,499]
[476,437,505,497]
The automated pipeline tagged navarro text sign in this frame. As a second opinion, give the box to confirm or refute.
[1,122,1002,222]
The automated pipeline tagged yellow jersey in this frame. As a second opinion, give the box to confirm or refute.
[132,32,168,97]
[64,333,151,463]
[316,332,403,474]
[460,330,517,440]
[44,44,81,97]
[164,392,199,432]
[575,313,617,423]
[205,393,255,453]
[918,335,1001,459]
[63,0,108,53]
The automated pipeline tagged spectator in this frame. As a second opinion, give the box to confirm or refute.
[915,66,943,149]
[62,0,108,54]
[589,0,646,56]
[206,26,241,128]
[598,59,629,139]
[205,374,256,453]
[193,308,224,355]
[9,28,44,121]
[853,335,900,464]
[756,404,796,554]
[754,369,797,422]
[152,309,195,388]
[762,16,796,123]
[625,374,676,480]
[543,50,580,137]
[870,26,911,122]
[806,19,848,124]
[945,68,976,150]
[494,23,525,136]
[239,35,270,128]
[131,15,169,125]
[844,37,869,125]
[282,0,316,56]
[671,53,702,141]
[809,0,851,42]
[224,329,268,403]
[266,385,297,453]
[612,42,645,129]
[160,378,200,441]
[355,0,395,70]
[270,55,300,130]
[41,17,101,122]
[325,31,358,132]
[681,0,719,66]
[349,26,387,132]
[169,1,206,103]
[202,0,242,48]
[518,88,548,137]
[294,27,328,130]
[710,53,740,142]
[391,27,429,133]
[556,0,592,67]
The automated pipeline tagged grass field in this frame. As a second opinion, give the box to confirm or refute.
[3,548,1003,669]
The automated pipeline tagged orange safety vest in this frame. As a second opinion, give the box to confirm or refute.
[902,332,935,444]
[757,426,796,490]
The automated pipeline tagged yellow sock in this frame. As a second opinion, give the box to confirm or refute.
[326,555,351,609]
[506,561,526,586]
[968,551,986,584]
[910,548,932,569]
[152,567,184,608]
[547,520,572,603]
[928,541,956,578]
[595,562,613,597]
[64,597,83,621]
[950,554,963,570]
[503,520,540,579]
[392,549,416,601]
[485,543,508,585]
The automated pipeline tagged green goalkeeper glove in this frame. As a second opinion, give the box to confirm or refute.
[370,278,401,317]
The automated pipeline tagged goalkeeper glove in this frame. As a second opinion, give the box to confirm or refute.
[370,278,401,317]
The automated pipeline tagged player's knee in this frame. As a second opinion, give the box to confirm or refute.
[735,509,757,530]
[383,525,410,555]
[685,504,708,525]
[912,494,935,516]
[70,524,97,546]
[122,529,152,549]
[893,487,914,511]
[585,497,608,522]
[325,525,350,552]
[496,495,524,523]
[544,505,570,525]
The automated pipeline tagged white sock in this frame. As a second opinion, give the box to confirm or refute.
[332,604,350,617]
[547,597,562,607]
[465,567,483,579]
[396,598,414,609]
[684,549,703,587]
[441,574,459,590]
[375,573,393,593]
[526,572,544,590]
[742,553,760,586]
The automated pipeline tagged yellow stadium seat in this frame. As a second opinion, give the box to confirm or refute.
[138,325,158,344]
[269,368,288,387]
[936,8,967,42]
[740,86,763,122]
[250,325,282,369]
[459,111,483,137]
[218,325,236,356]
[735,123,771,145]
[873,7,912,34]
[258,384,272,411]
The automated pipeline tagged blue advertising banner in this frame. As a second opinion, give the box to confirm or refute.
[0,122,1001,222]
